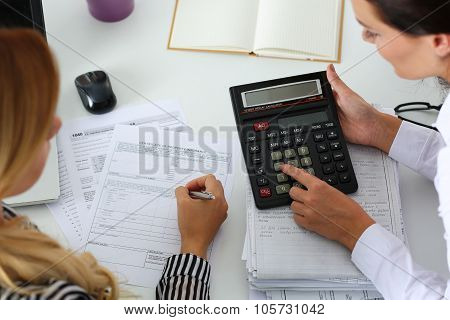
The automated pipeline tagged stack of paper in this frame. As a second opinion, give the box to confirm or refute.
[243,144,405,299]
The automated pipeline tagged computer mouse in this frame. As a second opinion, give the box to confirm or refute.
[75,71,117,114]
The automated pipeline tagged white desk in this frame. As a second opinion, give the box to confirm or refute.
[21,0,448,299]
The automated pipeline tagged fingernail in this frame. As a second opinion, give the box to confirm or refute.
[330,64,335,71]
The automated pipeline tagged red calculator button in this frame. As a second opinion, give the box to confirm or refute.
[253,121,270,132]
[259,187,272,198]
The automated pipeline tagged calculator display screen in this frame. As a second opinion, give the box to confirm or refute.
[243,80,321,108]
[278,111,329,128]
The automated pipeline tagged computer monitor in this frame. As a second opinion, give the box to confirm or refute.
[0,0,46,38]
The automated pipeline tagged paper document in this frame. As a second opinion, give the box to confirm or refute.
[84,125,234,287]
[47,102,186,249]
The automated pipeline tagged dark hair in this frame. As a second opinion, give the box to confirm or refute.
[368,0,450,35]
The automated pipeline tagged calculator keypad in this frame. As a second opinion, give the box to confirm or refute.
[245,120,355,206]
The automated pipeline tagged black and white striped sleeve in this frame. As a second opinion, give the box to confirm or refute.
[156,254,211,300]
[0,280,93,300]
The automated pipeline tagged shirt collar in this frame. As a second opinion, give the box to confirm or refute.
[435,93,450,145]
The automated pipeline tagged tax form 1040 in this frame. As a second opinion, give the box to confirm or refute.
[83,125,235,288]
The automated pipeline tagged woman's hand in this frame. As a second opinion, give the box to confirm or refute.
[175,174,228,259]
[281,164,375,251]
[327,64,401,154]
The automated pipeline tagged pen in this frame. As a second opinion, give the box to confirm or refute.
[189,191,215,200]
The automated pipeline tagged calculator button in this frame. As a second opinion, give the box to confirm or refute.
[323,175,338,186]
[292,127,305,135]
[281,138,292,148]
[273,162,283,172]
[333,151,345,161]
[301,157,313,167]
[294,136,306,146]
[255,167,265,175]
[254,121,270,132]
[339,173,351,183]
[259,187,272,198]
[312,124,323,131]
[276,184,291,195]
[268,141,280,150]
[316,143,328,153]
[246,134,257,143]
[293,182,304,189]
[287,159,300,168]
[266,131,278,139]
[330,142,342,150]
[277,173,289,183]
[284,149,296,159]
[305,168,316,176]
[298,146,310,156]
[314,133,325,142]
[327,130,338,140]
[280,129,290,137]
[319,154,331,164]
[271,151,283,161]
[248,145,261,154]
[336,161,348,172]
[252,155,263,165]
[257,177,269,186]
[323,163,335,175]
[324,122,335,128]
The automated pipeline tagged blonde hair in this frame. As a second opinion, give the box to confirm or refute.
[0,29,118,299]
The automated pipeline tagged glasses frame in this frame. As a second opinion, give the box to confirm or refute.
[394,102,442,131]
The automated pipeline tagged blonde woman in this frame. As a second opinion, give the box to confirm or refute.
[0,29,228,300]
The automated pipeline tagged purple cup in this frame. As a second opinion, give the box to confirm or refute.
[87,0,135,22]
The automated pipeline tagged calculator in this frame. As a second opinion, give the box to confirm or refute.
[230,71,358,209]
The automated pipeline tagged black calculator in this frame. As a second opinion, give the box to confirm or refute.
[230,71,358,209]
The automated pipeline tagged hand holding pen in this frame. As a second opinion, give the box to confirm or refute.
[175,175,228,259]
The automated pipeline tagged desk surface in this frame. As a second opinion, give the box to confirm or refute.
[21,0,449,299]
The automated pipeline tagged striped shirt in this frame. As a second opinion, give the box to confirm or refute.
[0,204,211,300]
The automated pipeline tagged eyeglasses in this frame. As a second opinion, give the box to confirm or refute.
[394,102,442,131]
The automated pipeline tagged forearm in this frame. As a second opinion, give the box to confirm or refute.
[370,112,402,154]
[352,224,449,299]
[156,254,211,300]
[389,121,445,180]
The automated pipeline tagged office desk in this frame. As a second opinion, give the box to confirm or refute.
[21,0,448,299]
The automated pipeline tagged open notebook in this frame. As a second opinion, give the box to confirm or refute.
[169,0,345,62]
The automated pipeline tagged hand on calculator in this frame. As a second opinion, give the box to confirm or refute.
[327,65,401,154]
[281,164,375,251]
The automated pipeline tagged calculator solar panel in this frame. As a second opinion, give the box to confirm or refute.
[230,71,358,209]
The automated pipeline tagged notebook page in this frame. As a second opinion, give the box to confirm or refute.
[251,145,403,280]
[253,0,342,59]
[170,0,259,52]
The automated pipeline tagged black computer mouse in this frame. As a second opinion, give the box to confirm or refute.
[75,71,117,114]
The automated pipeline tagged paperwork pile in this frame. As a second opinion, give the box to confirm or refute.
[243,144,405,298]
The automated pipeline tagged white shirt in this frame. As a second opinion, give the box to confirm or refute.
[351,93,450,299]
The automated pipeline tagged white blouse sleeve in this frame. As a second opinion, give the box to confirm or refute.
[351,224,450,299]
[435,147,450,288]
[389,121,445,181]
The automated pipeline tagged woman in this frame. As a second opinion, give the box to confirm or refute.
[0,29,228,300]
[281,0,450,299]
